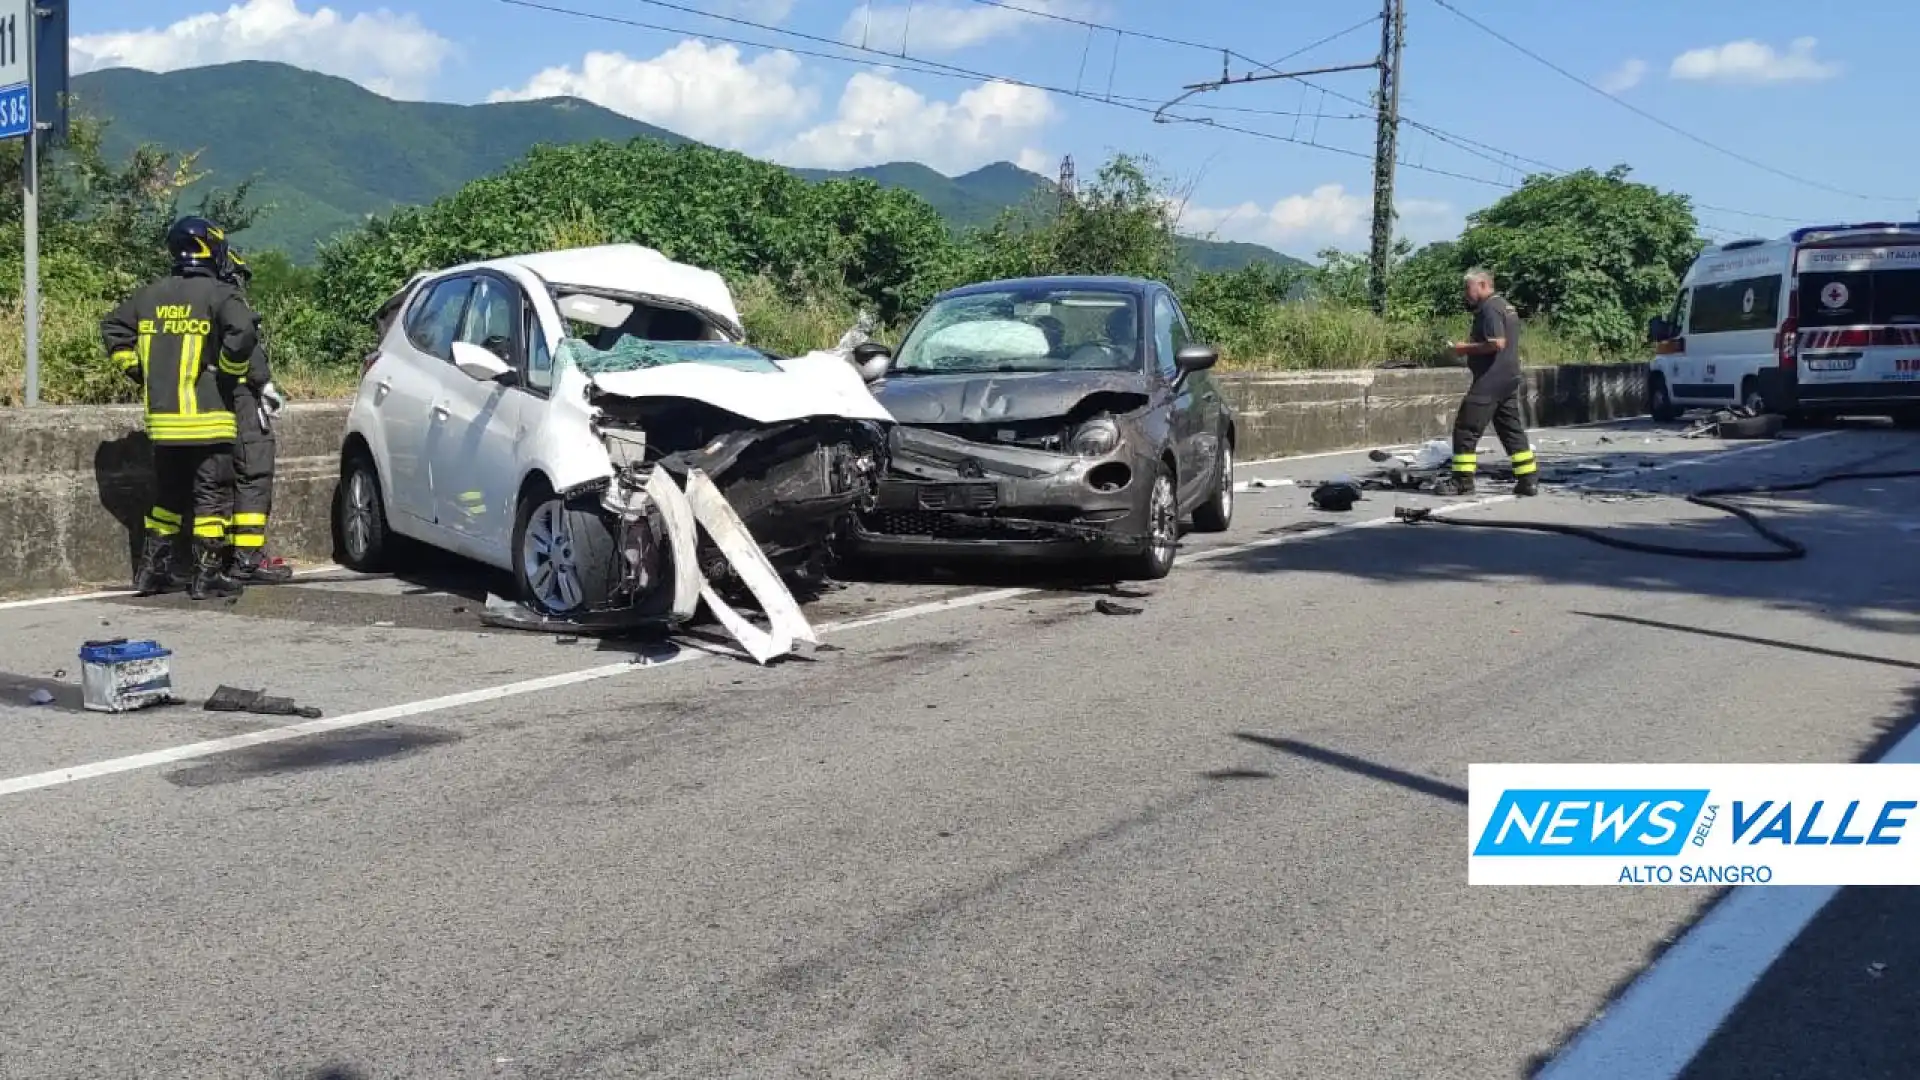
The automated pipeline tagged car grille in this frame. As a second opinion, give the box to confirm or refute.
[863,507,1083,539]
[915,482,998,511]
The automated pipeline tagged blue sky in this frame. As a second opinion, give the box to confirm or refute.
[67,0,1919,259]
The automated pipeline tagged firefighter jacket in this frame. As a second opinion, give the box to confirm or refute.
[101,269,260,445]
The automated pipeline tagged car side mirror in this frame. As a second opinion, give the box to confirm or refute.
[1175,343,1219,372]
[1648,316,1671,343]
[452,340,514,383]
[852,341,892,382]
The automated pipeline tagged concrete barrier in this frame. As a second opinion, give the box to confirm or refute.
[0,363,1647,598]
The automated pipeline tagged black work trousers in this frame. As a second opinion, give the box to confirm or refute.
[1449,372,1536,478]
[146,443,236,546]
[232,386,276,551]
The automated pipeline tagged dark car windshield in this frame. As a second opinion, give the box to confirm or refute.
[891,287,1142,375]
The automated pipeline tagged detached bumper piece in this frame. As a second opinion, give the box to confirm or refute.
[487,467,819,665]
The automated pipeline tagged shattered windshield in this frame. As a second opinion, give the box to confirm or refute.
[891,288,1143,375]
[557,336,783,376]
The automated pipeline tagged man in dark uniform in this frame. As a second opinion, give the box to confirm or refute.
[1432,268,1539,497]
[102,216,260,600]
[218,249,293,583]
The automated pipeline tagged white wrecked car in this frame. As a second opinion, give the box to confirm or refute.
[333,244,893,647]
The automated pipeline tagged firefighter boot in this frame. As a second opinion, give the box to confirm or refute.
[1514,474,1540,497]
[189,538,245,601]
[232,548,293,584]
[132,534,177,597]
[1430,472,1476,497]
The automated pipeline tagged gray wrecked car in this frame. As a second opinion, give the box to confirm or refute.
[843,275,1237,580]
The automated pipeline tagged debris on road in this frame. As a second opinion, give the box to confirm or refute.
[1311,481,1363,512]
[79,639,176,713]
[204,685,324,719]
[27,688,54,706]
[1094,598,1143,616]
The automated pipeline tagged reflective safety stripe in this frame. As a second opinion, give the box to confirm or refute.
[179,334,205,416]
[192,517,226,539]
[218,348,251,377]
[232,533,266,549]
[1510,448,1537,476]
[1510,449,1535,464]
[1452,452,1477,474]
[146,412,237,442]
[112,349,139,370]
[144,512,181,536]
[233,512,268,528]
[148,506,183,525]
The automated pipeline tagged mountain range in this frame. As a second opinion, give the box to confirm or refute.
[69,61,1303,272]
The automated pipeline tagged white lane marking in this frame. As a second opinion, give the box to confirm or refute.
[0,564,345,612]
[1535,718,1920,1080]
[0,428,1852,799]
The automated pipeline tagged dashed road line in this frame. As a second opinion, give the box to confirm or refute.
[0,427,1850,799]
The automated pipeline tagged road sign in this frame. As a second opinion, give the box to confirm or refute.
[0,0,27,141]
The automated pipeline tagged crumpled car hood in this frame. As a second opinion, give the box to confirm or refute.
[588,356,893,425]
[870,370,1154,424]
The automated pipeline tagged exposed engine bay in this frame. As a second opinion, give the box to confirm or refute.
[480,278,892,663]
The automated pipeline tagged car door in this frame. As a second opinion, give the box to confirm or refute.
[1166,291,1225,493]
[1151,289,1204,506]
[381,274,474,525]
[430,270,537,558]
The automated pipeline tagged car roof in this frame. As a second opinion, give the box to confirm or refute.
[934,275,1163,300]
[427,243,745,334]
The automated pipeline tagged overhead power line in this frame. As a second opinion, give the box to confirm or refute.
[1424,0,1906,205]
[494,0,1520,188]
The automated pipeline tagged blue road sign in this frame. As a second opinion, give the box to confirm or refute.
[0,81,29,140]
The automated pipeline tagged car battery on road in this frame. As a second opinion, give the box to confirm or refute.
[79,638,175,713]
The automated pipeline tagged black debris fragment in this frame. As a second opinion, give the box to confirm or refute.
[1311,481,1363,512]
[1368,448,1395,462]
[814,642,844,653]
[1095,598,1144,616]
[204,685,323,719]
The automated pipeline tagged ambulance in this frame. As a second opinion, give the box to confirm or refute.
[1647,222,1920,425]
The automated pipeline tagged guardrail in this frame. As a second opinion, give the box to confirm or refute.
[0,364,1647,598]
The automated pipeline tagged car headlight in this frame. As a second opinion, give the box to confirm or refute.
[1070,416,1120,457]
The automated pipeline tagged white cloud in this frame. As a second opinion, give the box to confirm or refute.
[775,71,1057,175]
[1176,183,1456,253]
[69,0,454,99]
[488,40,819,150]
[839,0,1098,54]
[1598,58,1646,93]
[1669,37,1840,84]
[1017,147,1056,174]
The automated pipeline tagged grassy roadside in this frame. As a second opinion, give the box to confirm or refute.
[2,279,1625,405]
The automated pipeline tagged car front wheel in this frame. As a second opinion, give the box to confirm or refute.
[513,491,618,616]
[1117,462,1178,582]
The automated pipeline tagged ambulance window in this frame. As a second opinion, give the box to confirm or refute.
[1874,271,1920,325]
[1798,271,1873,328]
[1668,289,1690,332]
[1689,274,1779,335]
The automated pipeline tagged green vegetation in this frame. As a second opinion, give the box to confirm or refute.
[3,81,1708,406]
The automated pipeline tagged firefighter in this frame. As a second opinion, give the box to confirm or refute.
[1433,268,1539,497]
[102,216,261,600]
[218,249,292,583]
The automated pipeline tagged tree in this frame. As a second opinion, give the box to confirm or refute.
[958,154,1183,285]
[1453,165,1701,354]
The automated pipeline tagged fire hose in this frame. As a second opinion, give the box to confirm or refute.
[1392,452,1920,562]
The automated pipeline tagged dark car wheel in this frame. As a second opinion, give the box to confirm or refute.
[1649,374,1683,422]
[1117,462,1179,581]
[1191,438,1234,533]
[334,450,391,572]
[513,490,618,617]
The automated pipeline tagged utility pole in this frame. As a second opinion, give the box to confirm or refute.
[1368,0,1405,316]
[1057,154,1076,207]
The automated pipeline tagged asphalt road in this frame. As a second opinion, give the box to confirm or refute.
[2,416,1918,1079]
